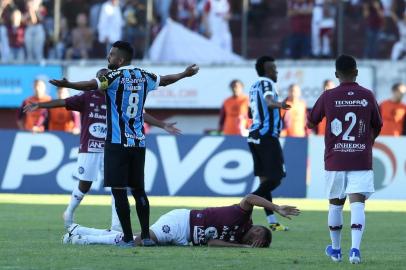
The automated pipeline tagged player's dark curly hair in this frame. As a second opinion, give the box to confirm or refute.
[112,41,134,62]
[258,225,272,248]
[255,56,275,77]
[335,54,357,75]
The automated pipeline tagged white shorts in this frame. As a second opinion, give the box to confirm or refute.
[150,209,191,246]
[325,170,375,199]
[73,153,104,182]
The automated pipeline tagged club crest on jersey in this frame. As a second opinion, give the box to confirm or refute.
[162,225,171,234]
[78,167,85,174]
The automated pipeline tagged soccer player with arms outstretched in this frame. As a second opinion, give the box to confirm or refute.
[308,55,382,264]
[62,194,300,248]
[24,68,181,231]
[50,41,199,247]
[247,56,291,232]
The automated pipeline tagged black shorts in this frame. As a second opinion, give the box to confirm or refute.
[248,135,286,180]
[104,142,145,189]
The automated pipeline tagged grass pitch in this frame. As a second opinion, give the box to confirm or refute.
[0,195,405,270]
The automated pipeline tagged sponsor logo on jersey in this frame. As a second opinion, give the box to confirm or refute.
[333,143,366,152]
[89,123,107,138]
[88,139,104,152]
[125,132,145,141]
[88,112,107,120]
[121,77,146,84]
[335,99,368,107]
[193,226,207,245]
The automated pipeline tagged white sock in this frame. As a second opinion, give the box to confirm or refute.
[267,214,278,224]
[65,186,85,215]
[328,204,343,250]
[110,193,122,231]
[76,225,118,236]
[350,202,365,250]
[85,233,123,245]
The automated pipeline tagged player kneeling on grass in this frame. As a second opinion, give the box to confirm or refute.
[63,194,300,248]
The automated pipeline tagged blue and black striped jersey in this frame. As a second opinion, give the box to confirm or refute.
[248,77,282,138]
[96,65,160,147]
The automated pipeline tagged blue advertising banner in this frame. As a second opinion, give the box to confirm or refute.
[0,65,63,107]
[0,130,307,197]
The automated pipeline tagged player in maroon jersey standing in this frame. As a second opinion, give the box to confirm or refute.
[307,55,382,264]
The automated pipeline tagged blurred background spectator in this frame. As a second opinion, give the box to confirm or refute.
[202,0,232,52]
[312,0,336,58]
[281,83,308,137]
[7,8,24,61]
[390,10,406,60]
[97,0,123,54]
[24,0,46,61]
[363,0,384,58]
[316,79,336,135]
[66,13,93,59]
[287,0,313,59]
[34,87,80,133]
[218,79,250,136]
[379,83,406,136]
[17,79,50,131]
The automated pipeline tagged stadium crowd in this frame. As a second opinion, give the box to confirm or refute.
[0,0,406,62]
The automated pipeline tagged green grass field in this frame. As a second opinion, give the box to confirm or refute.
[1,195,405,270]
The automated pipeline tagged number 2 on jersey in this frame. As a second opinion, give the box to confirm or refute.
[126,92,139,118]
[342,112,356,141]
[331,112,356,141]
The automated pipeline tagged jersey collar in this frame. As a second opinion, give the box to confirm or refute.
[117,65,136,70]
[258,76,274,83]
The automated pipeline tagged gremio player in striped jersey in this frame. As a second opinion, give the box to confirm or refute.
[248,56,291,232]
[50,41,199,247]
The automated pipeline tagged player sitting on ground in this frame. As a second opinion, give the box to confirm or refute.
[63,194,300,248]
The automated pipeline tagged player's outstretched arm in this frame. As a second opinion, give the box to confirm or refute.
[23,99,66,112]
[265,96,291,110]
[239,194,300,219]
[144,113,182,135]
[49,78,98,91]
[159,64,199,87]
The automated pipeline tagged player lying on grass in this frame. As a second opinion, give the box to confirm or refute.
[63,194,300,248]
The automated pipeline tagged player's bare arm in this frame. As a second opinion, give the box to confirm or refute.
[264,95,291,110]
[144,113,182,135]
[239,194,300,219]
[159,64,199,86]
[207,239,251,248]
[23,99,66,113]
[49,78,98,91]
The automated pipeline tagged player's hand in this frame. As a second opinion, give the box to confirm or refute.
[71,127,81,135]
[281,101,291,110]
[23,102,39,112]
[49,77,69,87]
[275,205,300,219]
[163,122,182,135]
[32,126,43,133]
[184,64,199,77]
